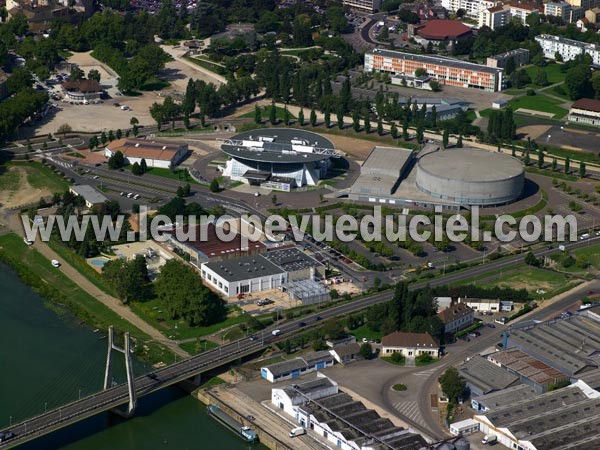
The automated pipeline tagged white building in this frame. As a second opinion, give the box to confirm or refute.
[271,375,338,417]
[479,5,511,29]
[535,34,600,65]
[568,98,600,126]
[104,138,188,169]
[261,351,334,383]
[342,0,381,12]
[380,331,440,359]
[458,297,513,312]
[508,3,540,24]
[69,185,108,208]
[437,302,474,334]
[201,254,287,297]
[441,0,499,19]
[544,1,573,21]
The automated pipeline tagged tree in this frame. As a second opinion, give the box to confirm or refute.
[359,343,372,360]
[254,104,262,124]
[324,109,331,128]
[269,102,277,125]
[442,128,449,149]
[390,122,398,139]
[57,123,72,137]
[88,69,101,82]
[524,150,530,166]
[565,64,592,100]
[565,156,570,173]
[352,110,360,132]
[364,114,371,133]
[283,106,290,126]
[70,66,84,82]
[439,367,465,403]
[271,194,277,206]
[415,68,427,77]
[140,159,148,174]
[102,255,150,303]
[525,251,540,267]
[298,108,304,126]
[377,117,383,136]
[108,150,125,169]
[132,162,142,175]
[552,158,557,171]
[535,69,549,87]
[108,130,115,142]
[402,121,409,141]
[183,183,191,197]
[88,136,98,150]
[429,80,441,92]
[337,105,344,129]
[430,105,437,128]
[154,260,227,326]
[580,161,586,178]
[210,178,219,193]
[116,129,122,140]
[456,134,463,148]
[416,125,424,144]
[310,109,317,127]
[537,149,544,168]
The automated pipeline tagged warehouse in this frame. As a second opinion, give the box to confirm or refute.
[458,355,521,396]
[263,247,325,281]
[69,184,108,208]
[504,315,600,376]
[260,351,334,383]
[471,384,537,412]
[271,376,339,415]
[416,148,524,206]
[220,128,339,189]
[104,138,188,169]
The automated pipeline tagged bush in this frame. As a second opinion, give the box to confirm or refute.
[392,383,407,391]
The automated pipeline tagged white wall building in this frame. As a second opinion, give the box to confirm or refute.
[104,138,187,169]
[261,352,335,383]
[508,3,540,24]
[535,34,600,65]
[381,331,440,359]
[479,5,511,29]
[568,98,600,126]
[342,0,381,12]
[458,298,513,312]
[442,0,499,19]
[271,376,339,417]
[69,185,108,208]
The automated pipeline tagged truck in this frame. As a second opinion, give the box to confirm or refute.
[289,427,306,437]
[482,434,497,445]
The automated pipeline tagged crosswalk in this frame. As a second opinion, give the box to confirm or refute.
[392,400,426,428]
[413,365,444,379]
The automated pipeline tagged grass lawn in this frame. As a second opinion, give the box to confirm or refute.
[0,233,175,364]
[130,298,252,340]
[350,324,383,341]
[392,383,407,391]
[526,167,578,182]
[179,339,219,355]
[524,63,566,86]
[240,105,296,120]
[123,165,200,184]
[47,239,117,297]
[509,95,568,119]
[451,264,581,299]
[570,244,600,271]
[140,78,170,91]
[185,57,230,77]
[3,161,69,194]
[381,356,406,366]
[541,145,600,165]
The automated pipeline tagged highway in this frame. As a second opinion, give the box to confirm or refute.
[1,233,598,448]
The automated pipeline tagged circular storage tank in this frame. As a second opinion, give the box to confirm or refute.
[455,437,471,450]
[416,148,524,206]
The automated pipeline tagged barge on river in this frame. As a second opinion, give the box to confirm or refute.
[207,404,258,443]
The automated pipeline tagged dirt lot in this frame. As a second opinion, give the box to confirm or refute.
[0,166,55,209]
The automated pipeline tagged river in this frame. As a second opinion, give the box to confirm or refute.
[0,263,266,450]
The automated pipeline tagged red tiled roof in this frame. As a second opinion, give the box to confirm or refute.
[488,5,505,13]
[382,331,438,348]
[416,20,472,40]
[508,2,537,10]
[107,138,184,162]
[571,98,600,113]
[62,79,102,93]
[437,302,473,324]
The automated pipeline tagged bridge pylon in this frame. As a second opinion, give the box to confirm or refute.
[103,325,136,418]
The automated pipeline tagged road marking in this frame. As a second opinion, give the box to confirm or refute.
[392,400,426,427]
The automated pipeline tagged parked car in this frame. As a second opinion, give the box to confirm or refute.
[298,322,306,327]
[51,259,61,268]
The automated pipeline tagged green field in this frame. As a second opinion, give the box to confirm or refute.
[450,264,581,299]
[350,323,383,341]
[570,244,600,271]
[509,95,569,119]
[524,63,566,86]
[1,161,69,194]
[179,339,219,355]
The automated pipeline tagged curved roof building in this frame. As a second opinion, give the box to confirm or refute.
[415,148,524,206]
[221,128,338,190]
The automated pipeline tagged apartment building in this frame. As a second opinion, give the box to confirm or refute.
[365,48,504,91]
[479,5,511,29]
[342,0,381,12]
[544,1,572,20]
[508,2,540,24]
[535,33,600,65]
[486,48,530,68]
[441,0,499,19]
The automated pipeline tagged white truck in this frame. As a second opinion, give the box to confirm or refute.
[482,434,497,445]
[289,427,306,437]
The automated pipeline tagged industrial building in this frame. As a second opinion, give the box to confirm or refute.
[329,343,362,365]
[504,315,600,376]
[364,49,504,92]
[458,355,521,397]
[200,247,325,301]
[487,348,570,393]
[471,384,537,412]
[535,34,600,66]
[104,138,188,169]
[166,222,267,264]
[261,351,334,383]
[416,148,524,206]
[272,376,428,450]
[568,98,600,126]
[220,128,339,190]
[69,184,108,208]
[397,97,469,121]
[458,297,513,312]
[474,381,600,450]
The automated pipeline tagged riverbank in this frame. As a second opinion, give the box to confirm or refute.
[0,232,176,365]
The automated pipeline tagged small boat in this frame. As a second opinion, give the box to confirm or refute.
[207,405,258,443]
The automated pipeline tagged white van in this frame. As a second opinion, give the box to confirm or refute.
[272,329,282,336]
[289,427,305,437]
[580,233,590,240]
[482,434,497,445]
[51,259,61,268]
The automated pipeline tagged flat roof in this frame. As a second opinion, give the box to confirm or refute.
[221,128,334,163]
[263,247,321,272]
[489,348,569,386]
[418,148,524,183]
[351,146,414,197]
[458,355,520,394]
[204,254,284,282]
[507,316,600,376]
[262,351,333,377]
[473,384,537,410]
[281,376,337,398]
[107,138,185,162]
[368,48,503,75]
[70,185,108,205]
